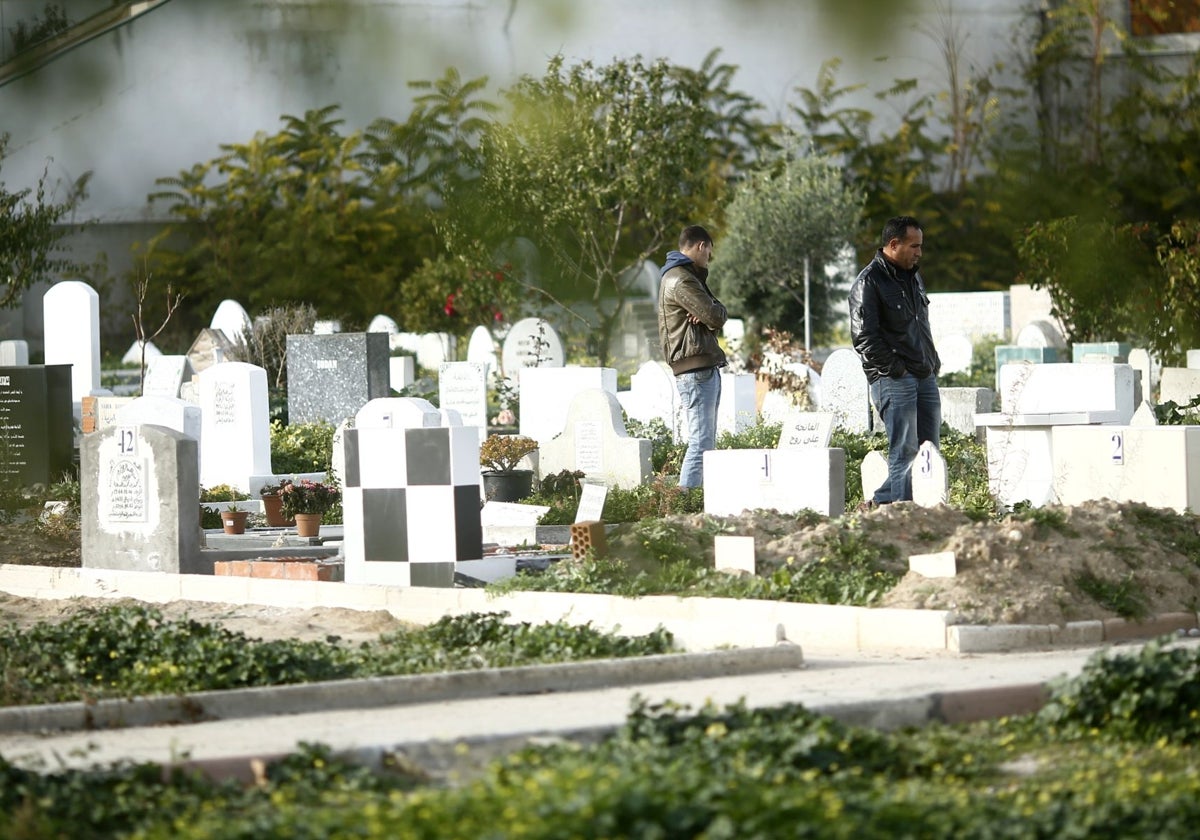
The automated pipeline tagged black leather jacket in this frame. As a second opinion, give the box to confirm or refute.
[849,250,940,383]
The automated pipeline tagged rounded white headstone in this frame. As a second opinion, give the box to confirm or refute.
[938,334,974,375]
[210,299,252,346]
[367,314,399,334]
[466,326,499,374]
[1016,319,1066,350]
[122,340,162,365]
[501,317,565,374]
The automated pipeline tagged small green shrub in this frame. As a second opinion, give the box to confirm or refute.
[624,416,686,474]
[717,418,782,449]
[270,420,337,474]
[198,484,252,529]
[1074,567,1149,619]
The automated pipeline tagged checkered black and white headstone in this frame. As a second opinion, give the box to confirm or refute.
[341,398,483,587]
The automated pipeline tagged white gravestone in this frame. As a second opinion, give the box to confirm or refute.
[43,280,101,414]
[1127,348,1155,406]
[389,356,415,391]
[719,372,757,435]
[121,340,162,366]
[927,291,1009,345]
[142,355,194,399]
[198,362,273,492]
[367,314,399,334]
[1130,400,1157,426]
[501,317,565,378]
[618,360,682,438]
[1188,350,1200,370]
[1159,368,1200,413]
[704,448,846,518]
[1052,425,1200,514]
[574,483,609,523]
[438,361,488,436]
[466,326,500,379]
[911,441,949,507]
[777,411,834,450]
[938,334,974,375]
[861,450,889,502]
[538,389,652,489]
[391,332,456,372]
[1016,319,1067,350]
[210,299,252,346]
[314,320,341,335]
[998,362,1136,421]
[939,387,994,438]
[714,534,756,574]
[820,348,872,434]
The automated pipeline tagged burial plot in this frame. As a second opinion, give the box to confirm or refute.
[81,424,202,574]
[538,389,652,489]
[341,398,482,587]
[287,332,390,425]
[0,365,73,486]
[42,281,100,412]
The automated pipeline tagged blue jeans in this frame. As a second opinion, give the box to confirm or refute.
[676,366,722,489]
[868,373,941,503]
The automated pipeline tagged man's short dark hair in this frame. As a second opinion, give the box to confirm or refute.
[882,216,922,247]
[679,225,713,250]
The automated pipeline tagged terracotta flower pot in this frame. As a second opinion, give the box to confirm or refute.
[220,510,249,535]
[261,493,295,527]
[294,513,323,538]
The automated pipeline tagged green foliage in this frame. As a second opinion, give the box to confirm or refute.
[198,484,252,529]
[717,418,782,450]
[940,428,1000,521]
[833,427,889,511]
[270,420,336,475]
[1073,567,1149,620]
[20,646,1200,836]
[624,417,686,474]
[142,105,442,332]
[0,133,90,308]
[278,478,340,518]
[1039,637,1200,743]
[400,255,523,341]
[443,52,748,365]
[239,302,317,408]
[716,146,864,340]
[0,605,672,708]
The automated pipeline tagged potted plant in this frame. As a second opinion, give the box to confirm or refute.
[219,502,249,535]
[278,478,341,537]
[259,479,296,527]
[479,434,539,502]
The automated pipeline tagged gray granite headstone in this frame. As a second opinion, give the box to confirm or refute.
[0,365,74,487]
[821,349,872,433]
[81,424,202,574]
[287,332,391,425]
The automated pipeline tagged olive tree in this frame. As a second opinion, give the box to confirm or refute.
[715,147,864,347]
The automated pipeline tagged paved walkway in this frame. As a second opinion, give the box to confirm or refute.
[3,639,1181,781]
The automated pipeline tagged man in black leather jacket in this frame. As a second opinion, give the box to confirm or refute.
[848,215,941,505]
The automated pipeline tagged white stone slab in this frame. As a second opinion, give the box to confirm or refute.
[939,387,994,437]
[0,340,28,366]
[620,360,681,437]
[939,334,974,375]
[389,356,415,391]
[574,483,608,523]
[121,340,161,365]
[718,372,757,435]
[703,448,846,517]
[501,317,565,375]
[1127,348,1153,406]
[1130,401,1157,427]
[481,501,548,526]
[367,314,399,334]
[142,355,194,399]
[998,362,1136,422]
[714,535,756,575]
[927,291,1009,345]
[1188,350,1200,370]
[115,396,202,468]
[909,551,956,578]
[1016,319,1067,350]
[92,396,135,431]
[438,361,488,434]
[466,326,500,380]
[391,332,456,372]
[1052,425,1200,514]
[1160,368,1200,411]
[984,426,1058,509]
[356,397,441,429]
[777,411,834,449]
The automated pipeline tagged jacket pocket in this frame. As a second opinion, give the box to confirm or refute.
[880,291,908,329]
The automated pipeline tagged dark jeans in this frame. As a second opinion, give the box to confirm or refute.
[868,372,941,503]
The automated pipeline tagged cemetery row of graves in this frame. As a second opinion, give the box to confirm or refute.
[2,282,1200,600]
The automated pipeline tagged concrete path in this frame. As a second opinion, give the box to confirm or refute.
[4,639,1186,782]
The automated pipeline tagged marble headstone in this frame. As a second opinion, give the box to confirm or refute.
[42,280,100,412]
[820,349,872,434]
[287,332,391,425]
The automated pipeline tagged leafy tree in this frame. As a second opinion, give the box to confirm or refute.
[715,146,864,346]
[442,54,751,364]
[0,133,89,308]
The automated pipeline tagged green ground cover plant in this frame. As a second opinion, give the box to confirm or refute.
[6,640,1200,838]
[0,606,673,708]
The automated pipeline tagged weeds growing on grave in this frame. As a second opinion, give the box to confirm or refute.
[0,605,674,708]
[13,642,1200,837]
